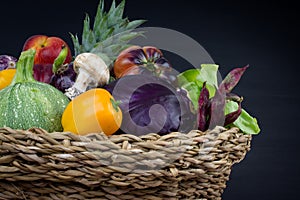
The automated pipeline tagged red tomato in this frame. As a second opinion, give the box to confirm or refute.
[113,46,172,78]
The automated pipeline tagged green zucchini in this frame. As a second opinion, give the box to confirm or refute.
[0,49,69,132]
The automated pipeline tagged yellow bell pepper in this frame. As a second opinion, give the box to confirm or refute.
[0,69,16,90]
[61,88,122,136]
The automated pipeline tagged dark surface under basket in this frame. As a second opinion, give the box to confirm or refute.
[0,126,251,200]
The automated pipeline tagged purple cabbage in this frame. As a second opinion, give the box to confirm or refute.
[104,74,196,136]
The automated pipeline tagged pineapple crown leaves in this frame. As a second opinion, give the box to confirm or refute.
[70,0,146,66]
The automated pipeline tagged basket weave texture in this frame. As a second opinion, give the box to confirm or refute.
[0,126,251,200]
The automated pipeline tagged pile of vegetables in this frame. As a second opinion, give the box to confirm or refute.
[0,0,260,136]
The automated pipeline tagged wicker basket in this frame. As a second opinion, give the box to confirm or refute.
[0,126,251,200]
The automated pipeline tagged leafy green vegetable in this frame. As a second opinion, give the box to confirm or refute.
[225,100,260,135]
[180,81,200,110]
[178,64,219,109]
[178,64,260,135]
[224,97,242,126]
[198,64,219,87]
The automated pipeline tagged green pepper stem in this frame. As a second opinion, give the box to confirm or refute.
[52,45,68,74]
[110,98,121,112]
[11,49,36,84]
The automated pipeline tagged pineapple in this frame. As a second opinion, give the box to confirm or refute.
[70,0,146,67]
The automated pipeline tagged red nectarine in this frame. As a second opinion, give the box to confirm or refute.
[22,35,72,65]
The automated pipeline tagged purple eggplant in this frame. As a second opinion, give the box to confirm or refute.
[50,62,77,92]
[104,74,196,136]
[49,46,77,92]
[0,55,17,71]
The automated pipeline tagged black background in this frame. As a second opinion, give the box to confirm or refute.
[0,0,299,199]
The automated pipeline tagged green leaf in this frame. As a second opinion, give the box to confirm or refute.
[225,100,261,135]
[70,0,145,58]
[70,33,80,56]
[126,19,147,30]
[111,0,125,21]
[177,64,219,108]
[108,0,116,16]
[82,14,91,51]
[177,68,201,86]
[199,64,219,87]
[118,31,145,43]
[91,29,144,61]
[52,46,68,74]
[87,30,96,49]
[98,15,109,41]
[93,0,104,31]
[101,27,115,42]
[180,82,200,110]
[178,64,218,88]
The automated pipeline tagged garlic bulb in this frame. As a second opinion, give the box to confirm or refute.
[65,53,110,99]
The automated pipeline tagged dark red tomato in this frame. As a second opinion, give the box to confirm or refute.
[113,46,173,80]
